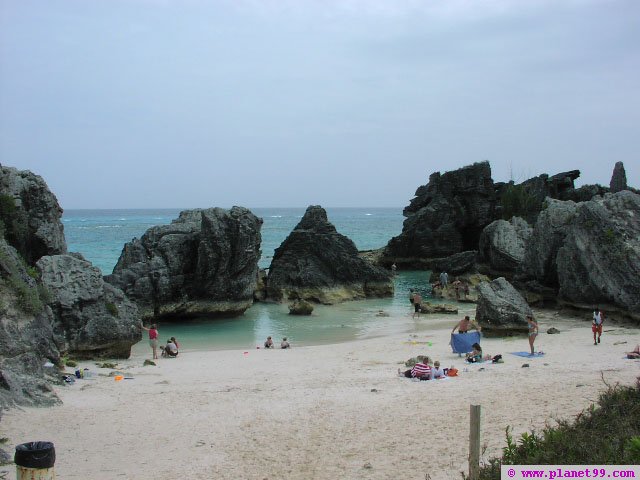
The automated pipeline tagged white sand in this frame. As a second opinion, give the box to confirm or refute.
[2,307,639,480]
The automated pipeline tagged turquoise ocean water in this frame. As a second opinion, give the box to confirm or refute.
[63,208,445,351]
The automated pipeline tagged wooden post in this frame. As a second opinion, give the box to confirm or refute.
[469,404,481,480]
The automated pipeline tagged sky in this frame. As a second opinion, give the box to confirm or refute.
[0,0,638,209]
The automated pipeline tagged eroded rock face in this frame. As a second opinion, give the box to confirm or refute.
[556,191,640,315]
[37,254,141,359]
[106,207,262,320]
[385,162,497,259]
[267,206,393,304]
[475,277,532,336]
[0,239,62,408]
[519,199,579,287]
[0,164,67,264]
[479,217,532,273]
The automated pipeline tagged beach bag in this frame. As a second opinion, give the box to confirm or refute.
[492,354,503,363]
[447,368,458,377]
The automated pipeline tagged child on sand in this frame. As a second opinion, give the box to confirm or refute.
[398,356,431,380]
[264,336,274,349]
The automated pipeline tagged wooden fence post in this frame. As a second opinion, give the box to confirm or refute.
[469,404,481,480]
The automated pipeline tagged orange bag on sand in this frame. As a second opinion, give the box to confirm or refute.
[447,368,458,377]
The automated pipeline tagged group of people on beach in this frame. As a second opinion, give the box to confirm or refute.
[142,324,180,359]
[398,356,451,380]
[263,336,290,349]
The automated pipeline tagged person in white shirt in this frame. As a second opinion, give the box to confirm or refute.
[592,307,604,345]
[430,361,446,379]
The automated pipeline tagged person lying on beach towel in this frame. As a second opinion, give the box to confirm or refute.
[627,344,640,359]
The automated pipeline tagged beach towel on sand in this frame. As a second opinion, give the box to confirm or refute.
[451,332,481,354]
[510,351,545,358]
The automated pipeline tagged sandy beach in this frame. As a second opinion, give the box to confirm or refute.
[2,306,639,480]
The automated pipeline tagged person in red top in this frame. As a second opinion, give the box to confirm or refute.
[398,356,432,380]
[141,323,159,359]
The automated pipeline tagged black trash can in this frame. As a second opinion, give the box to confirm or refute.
[14,441,55,479]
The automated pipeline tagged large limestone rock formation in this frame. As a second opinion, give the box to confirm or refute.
[384,162,497,260]
[106,207,262,320]
[266,206,393,304]
[475,277,532,336]
[518,191,640,319]
[519,199,579,287]
[37,254,141,359]
[0,164,67,264]
[0,239,61,408]
[555,191,640,316]
[609,161,628,193]
[479,216,532,274]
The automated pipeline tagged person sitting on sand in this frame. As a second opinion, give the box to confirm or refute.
[466,343,483,363]
[398,355,431,380]
[170,336,180,350]
[264,336,274,349]
[452,315,481,334]
[161,339,178,358]
[430,360,446,379]
[281,337,290,349]
[626,344,640,359]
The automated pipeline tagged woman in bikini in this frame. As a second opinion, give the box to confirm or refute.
[527,315,538,355]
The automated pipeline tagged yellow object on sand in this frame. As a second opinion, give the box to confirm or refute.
[114,375,124,381]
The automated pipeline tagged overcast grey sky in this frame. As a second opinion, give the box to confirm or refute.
[0,0,638,209]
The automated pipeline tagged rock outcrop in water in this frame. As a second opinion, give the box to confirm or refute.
[0,164,67,264]
[266,206,393,304]
[37,253,141,358]
[106,207,262,320]
[384,162,497,260]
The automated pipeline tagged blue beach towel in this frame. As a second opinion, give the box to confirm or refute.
[451,332,482,354]
[510,351,545,358]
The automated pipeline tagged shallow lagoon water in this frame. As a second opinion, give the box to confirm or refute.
[135,270,455,353]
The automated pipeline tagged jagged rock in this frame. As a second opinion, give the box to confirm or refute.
[475,277,532,336]
[267,206,393,304]
[419,302,458,314]
[555,191,640,316]
[519,198,579,287]
[288,300,314,315]
[385,162,497,259]
[479,217,532,273]
[547,327,560,334]
[0,239,62,408]
[37,254,141,359]
[0,164,67,264]
[610,161,628,193]
[431,251,478,276]
[106,207,262,320]
[254,268,268,302]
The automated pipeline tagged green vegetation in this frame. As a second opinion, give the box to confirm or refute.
[603,227,616,244]
[471,380,640,479]
[500,184,539,220]
[0,247,49,315]
[105,302,119,317]
[65,359,77,368]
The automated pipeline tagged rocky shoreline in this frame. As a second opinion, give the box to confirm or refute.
[0,160,638,414]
